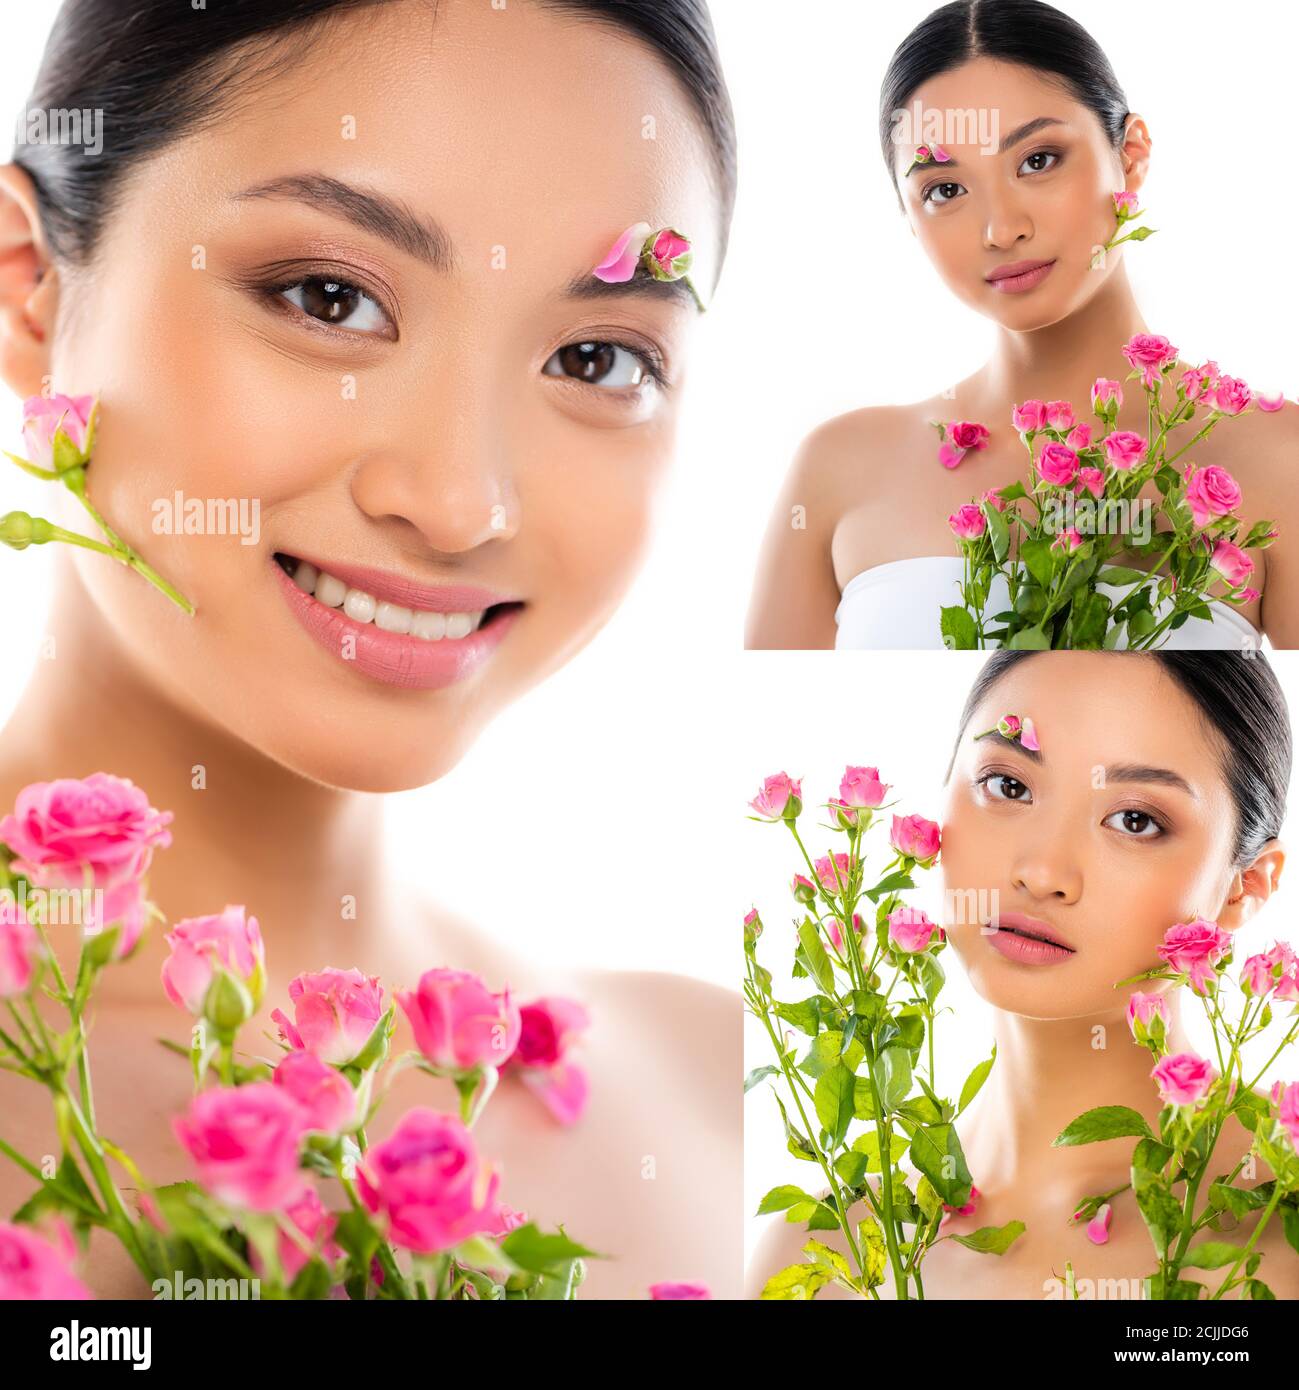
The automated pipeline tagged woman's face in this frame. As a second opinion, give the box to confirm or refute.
[891,57,1143,333]
[940,654,1243,1021]
[36,0,718,791]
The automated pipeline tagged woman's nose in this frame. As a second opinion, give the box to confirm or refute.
[1009,830,1083,904]
[981,186,1035,252]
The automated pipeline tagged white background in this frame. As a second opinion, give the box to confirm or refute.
[2,0,1298,1254]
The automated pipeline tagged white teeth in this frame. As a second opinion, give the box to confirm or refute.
[375,601,412,634]
[287,559,486,640]
[315,572,347,607]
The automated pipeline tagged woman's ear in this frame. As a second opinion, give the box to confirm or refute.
[1118,114,1152,199]
[0,162,59,400]
[1216,841,1285,933]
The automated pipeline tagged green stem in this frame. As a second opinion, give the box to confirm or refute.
[1209,1183,1283,1300]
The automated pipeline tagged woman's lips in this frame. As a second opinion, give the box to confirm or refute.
[985,258,1056,294]
[983,912,1076,965]
[271,557,521,691]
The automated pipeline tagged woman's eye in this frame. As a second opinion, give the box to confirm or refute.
[1019,150,1060,176]
[924,180,966,206]
[978,772,1030,803]
[276,276,391,335]
[1103,808,1165,839]
[543,341,654,390]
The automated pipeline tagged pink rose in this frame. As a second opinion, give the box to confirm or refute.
[1203,375,1253,416]
[1012,399,1046,433]
[1044,400,1075,431]
[398,968,522,1073]
[982,488,1008,512]
[506,996,592,1124]
[1086,1202,1113,1245]
[888,906,938,953]
[1185,465,1242,526]
[645,228,693,281]
[1122,333,1179,387]
[1051,527,1084,555]
[814,852,857,893]
[20,393,95,471]
[1066,423,1093,451]
[1037,441,1079,487]
[1151,1052,1215,1106]
[1102,431,1147,471]
[592,221,651,283]
[1113,191,1139,215]
[271,968,386,1066]
[173,1082,311,1211]
[940,421,990,470]
[161,905,264,1017]
[0,1221,92,1300]
[942,1184,980,1218]
[357,1108,502,1254]
[273,1049,360,1135]
[250,1188,341,1286]
[889,814,941,865]
[840,766,890,810]
[1157,918,1232,994]
[0,773,172,952]
[1209,538,1253,589]
[1126,990,1169,1043]
[0,894,40,998]
[1076,467,1105,498]
[650,1282,711,1299]
[749,772,802,822]
[1272,1080,1299,1150]
[1092,378,1123,411]
[790,873,816,903]
[948,503,987,539]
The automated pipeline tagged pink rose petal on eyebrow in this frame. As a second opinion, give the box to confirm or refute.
[1086,1203,1112,1244]
[1020,716,1040,752]
[932,145,951,162]
[592,221,652,283]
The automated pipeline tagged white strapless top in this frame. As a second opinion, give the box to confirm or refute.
[834,557,1263,651]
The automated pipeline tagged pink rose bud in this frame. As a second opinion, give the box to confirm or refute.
[1157,918,1232,994]
[173,1082,311,1211]
[1272,1080,1299,1150]
[1086,1202,1113,1244]
[1185,465,1243,526]
[1102,430,1147,471]
[814,852,856,893]
[507,998,594,1126]
[749,772,802,822]
[982,488,1007,511]
[1126,990,1169,1044]
[1121,332,1179,387]
[398,967,522,1073]
[790,873,817,904]
[645,228,693,282]
[1203,375,1253,416]
[1037,441,1080,487]
[1091,377,1123,411]
[743,908,763,942]
[948,503,987,539]
[949,420,990,452]
[1050,527,1084,555]
[357,1107,503,1253]
[1113,190,1139,216]
[1066,423,1093,451]
[1209,538,1253,589]
[888,906,937,953]
[0,773,172,956]
[592,221,651,283]
[650,1281,711,1299]
[271,967,386,1067]
[889,814,941,865]
[1044,400,1075,431]
[0,1221,93,1299]
[161,905,265,1021]
[942,1184,980,1218]
[249,1187,341,1287]
[1076,467,1105,498]
[1236,587,1261,604]
[840,766,890,810]
[20,393,96,472]
[1012,399,1046,433]
[273,1049,361,1135]
[0,893,40,998]
[1151,1052,1215,1107]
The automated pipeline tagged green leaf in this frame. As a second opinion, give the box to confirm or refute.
[834,1151,868,1187]
[288,1259,333,1300]
[1180,1241,1246,1271]
[802,1238,853,1282]
[814,1064,856,1148]
[797,917,836,996]
[1132,1168,1182,1256]
[940,605,978,651]
[760,1262,833,1300]
[957,1046,996,1116]
[1020,536,1055,590]
[744,1064,779,1093]
[499,1223,599,1274]
[1053,1105,1152,1146]
[1097,565,1148,585]
[857,1214,887,1288]
[984,502,1010,564]
[1008,623,1050,649]
[872,1045,912,1113]
[949,1220,1026,1255]
[909,1123,972,1205]
[852,1075,877,1120]
[774,998,821,1037]
[850,1129,908,1173]
[756,1184,817,1216]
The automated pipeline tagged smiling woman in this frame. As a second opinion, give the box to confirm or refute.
[0,0,739,1302]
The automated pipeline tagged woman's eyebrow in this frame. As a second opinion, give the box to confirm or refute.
[903,116,1066,175]
[1102,763,1198,798]
[975,731,1044,763]
[561,269,702,313]
[233,173,455,271]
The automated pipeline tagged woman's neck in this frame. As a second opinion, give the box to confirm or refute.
[0,564,390,1001]
[976,262,1150,415]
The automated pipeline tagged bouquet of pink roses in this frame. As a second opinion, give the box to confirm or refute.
[938,337,1282,650]
[1059,920,1299,1300]
[0,772,617,1301]
[744,768,1023,1300]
